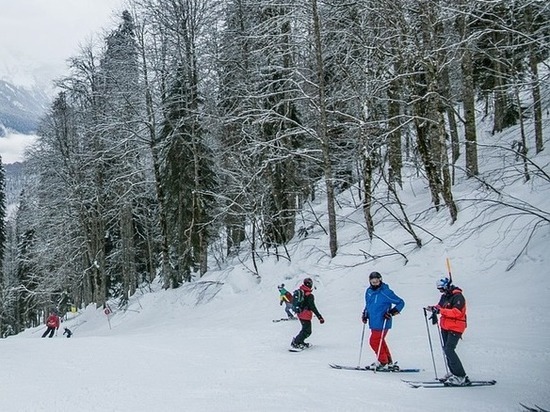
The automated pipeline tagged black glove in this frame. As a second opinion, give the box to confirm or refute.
[319,317,325,324]
[426,305,440,314]
[361,312,368,324]
[384,307,399,320]
[429,311,438,325]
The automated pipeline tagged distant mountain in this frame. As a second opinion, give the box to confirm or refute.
[0,80,50,136]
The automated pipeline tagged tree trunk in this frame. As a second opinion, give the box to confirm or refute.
[437,111,458,223]
[388,77,403,189]
[361,138,375,240]
[311,0,337,257]
[529,53,544,154]
[461,45,478,177]
[121,200,135,300]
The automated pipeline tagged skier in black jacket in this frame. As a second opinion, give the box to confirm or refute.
[291,277,324,349]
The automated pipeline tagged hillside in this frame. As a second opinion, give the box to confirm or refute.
[0,115,549,411]
[0,79,49,135]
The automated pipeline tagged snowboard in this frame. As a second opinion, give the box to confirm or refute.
[289,344,312,352]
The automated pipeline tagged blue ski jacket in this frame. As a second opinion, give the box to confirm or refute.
[363,283,405,330]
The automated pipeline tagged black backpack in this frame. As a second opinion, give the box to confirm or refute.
[292,289,306,313]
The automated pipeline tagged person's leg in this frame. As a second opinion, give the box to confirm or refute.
[378,330,392,364]
[284,303,293,318]
[301,320,312,343]
[48,328,55,338]
[369,330,381,361]
[41,328,51,338]
[369,330,391,364]
[293,319,312,345]
[442,330,466,377]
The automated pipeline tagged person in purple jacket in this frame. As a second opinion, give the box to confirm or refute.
[361,271,405,371]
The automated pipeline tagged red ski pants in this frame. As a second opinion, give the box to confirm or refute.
[369,329,392,364]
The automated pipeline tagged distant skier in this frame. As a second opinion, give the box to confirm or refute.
[63,327,73,338]
[361,271,404,371]
[277,284,295,319]
[426,277,470,386]
[291,277,324,349]
[41,310,60,338]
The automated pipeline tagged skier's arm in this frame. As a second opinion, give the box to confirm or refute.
[308,295,323,320]
[383,289,405,313]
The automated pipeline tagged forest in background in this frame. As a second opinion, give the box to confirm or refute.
[0,0,548,337]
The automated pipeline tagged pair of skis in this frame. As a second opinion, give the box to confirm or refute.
[520,403,550,412]
[402,379,497,388]
[330,364,496,388]
[329,364,420,373]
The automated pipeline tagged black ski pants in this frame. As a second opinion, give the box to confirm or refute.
[441,329,466,377]
[42,327,56,338]
[294,319,312,344]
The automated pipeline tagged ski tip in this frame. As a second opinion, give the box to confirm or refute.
[521,404,550,412]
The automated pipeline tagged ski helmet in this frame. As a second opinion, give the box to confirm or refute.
[369,271,382,280]
[303,277,313,288]
[436,277,451,290]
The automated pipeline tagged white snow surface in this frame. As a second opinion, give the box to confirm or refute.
[1,120,550,411]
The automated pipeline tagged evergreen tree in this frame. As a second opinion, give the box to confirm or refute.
[99,10,149,303]
[0,157,5,265]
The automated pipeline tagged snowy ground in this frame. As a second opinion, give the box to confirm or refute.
[1,120,549,411]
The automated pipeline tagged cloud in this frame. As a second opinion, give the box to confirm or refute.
[0,132,37,164]
[0,0,123,88]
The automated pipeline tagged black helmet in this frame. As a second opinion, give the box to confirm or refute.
[303,277,313,288]
[369,271,382,280]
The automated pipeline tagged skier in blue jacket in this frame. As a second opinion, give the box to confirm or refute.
[361,271,405,371]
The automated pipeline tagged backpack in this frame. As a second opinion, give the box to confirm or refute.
[284,291,293,303]
[292,288,306,314]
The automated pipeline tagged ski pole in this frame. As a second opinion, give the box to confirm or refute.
[446,257,453,284]
[374,317,388,373]
[436,321,450,376]
[357,322,366,368]
[423,307,439,379]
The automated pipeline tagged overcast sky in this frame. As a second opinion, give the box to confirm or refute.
[0,0,123,88]
[0,0,123,164]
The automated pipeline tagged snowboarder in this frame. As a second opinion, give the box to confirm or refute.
[277,284,295,319]
[361,271,404,371]
[426,277,470,386]
[291,277,324,349]
[63,327,73,338]
[41,310,60,338]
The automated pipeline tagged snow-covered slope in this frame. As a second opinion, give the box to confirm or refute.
[0,79,49,135]
[0,119,548,411]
